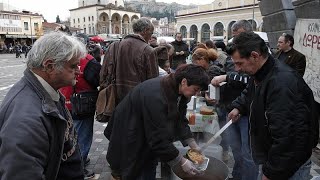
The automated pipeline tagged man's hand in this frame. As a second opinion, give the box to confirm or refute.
[262,175,270,180]
[176,52,181,55]
[211,75,227,86]
[205,93,217,104]
[228,108,240,123]
[180,51,185,55]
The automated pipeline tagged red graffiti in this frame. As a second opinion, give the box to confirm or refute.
[303,33,320,50]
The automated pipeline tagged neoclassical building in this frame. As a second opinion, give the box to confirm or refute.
[70,0,140,35]
[176,0,263,43]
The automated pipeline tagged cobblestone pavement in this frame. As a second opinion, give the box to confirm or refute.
[1,54,320,180]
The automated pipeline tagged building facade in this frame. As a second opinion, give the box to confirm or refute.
[0,9,43,46]
[70,0,140,36]
[176,0,263,43]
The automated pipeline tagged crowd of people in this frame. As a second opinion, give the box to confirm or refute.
[0,42,32,58]
[0,17,319,180]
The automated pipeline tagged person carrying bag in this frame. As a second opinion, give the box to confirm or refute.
[96,41,120,123]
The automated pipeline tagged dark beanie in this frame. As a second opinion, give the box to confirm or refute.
[215,41,226,52]
[155,46,169,60]
[154,46,169,67]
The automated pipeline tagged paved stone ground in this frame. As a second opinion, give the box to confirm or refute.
[87,120,320,180]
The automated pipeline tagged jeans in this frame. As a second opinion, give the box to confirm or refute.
[257,158,311,180]
[72,115,94,162]
[228,116,258,180]
[136,159,158,180]
[216,106,229,152]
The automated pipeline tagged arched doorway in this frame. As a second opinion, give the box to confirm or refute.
[98,12,109,34]
[248,19,257,31]
[214,22,224,36]
[130,15,139,33]
[228,21,236,39]
[122,14,130,35]
[131,15,139,22]
[201,23,210,42]
[190,25,198,42]
[111,13,121,34]
[180,26,187,38]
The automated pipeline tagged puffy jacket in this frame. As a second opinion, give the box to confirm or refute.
[232,56,318,179]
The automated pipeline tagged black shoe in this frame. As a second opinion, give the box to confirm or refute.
[84,169,95,179]
[85,158,90,166]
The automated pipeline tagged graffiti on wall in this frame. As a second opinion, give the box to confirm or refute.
[295,19,320,103]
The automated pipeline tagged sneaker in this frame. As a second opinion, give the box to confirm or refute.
[222,151,230,162]
[85,158,90,166]
[84,169,95,179]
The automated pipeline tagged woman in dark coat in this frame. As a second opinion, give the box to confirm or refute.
[104,64,210,180]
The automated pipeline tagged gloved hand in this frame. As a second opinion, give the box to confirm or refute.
[188,139,201,152]
[180,157,200,175]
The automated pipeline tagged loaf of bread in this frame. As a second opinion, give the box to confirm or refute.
[200,106,214,115]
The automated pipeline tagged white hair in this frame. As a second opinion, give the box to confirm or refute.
[159,39,167,46]
[27,31,86,70]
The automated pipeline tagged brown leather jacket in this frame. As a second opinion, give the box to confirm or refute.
[100,34,159,104]
[275,48,306,76]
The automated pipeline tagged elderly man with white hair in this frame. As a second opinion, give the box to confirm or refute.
[0,32,86,180]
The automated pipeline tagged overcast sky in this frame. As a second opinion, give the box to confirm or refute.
[3,0,214,22]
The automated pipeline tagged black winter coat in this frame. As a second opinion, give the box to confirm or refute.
[104,74,193,179]
[232,56,318,179]
[170,40,189,69]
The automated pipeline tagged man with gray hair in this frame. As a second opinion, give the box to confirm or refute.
[0,32,86,179]
[100,17,158,104]
[231,19,253,37]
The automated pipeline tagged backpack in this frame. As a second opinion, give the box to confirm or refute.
[83,57,101,89]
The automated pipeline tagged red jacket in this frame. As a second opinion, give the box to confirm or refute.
[60,54,96,110]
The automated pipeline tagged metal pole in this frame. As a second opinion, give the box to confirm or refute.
[252,0,255,29]
[30,16,33,44]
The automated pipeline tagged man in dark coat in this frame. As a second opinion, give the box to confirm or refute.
[104,64,210,180]
[275,33,306,76]
[228,32,318,180]
[170,32,189,70]
[0,32,86,180]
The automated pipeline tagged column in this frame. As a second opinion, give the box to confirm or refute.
[109,20,112,34]
[120,17,123,35]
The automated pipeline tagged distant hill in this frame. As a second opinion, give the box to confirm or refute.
[124,1,196,22]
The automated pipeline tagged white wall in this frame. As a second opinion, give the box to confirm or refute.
[70,6,98,35]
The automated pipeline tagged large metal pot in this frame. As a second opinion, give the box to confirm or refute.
[171,155,229,180]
